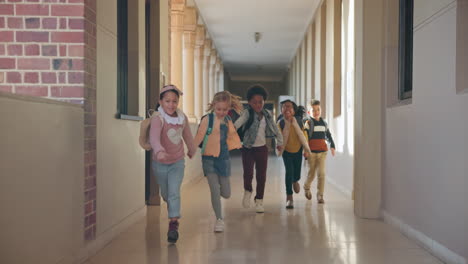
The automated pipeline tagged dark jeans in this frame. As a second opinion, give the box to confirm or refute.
[241,145,268,200]
[282,148,303,195]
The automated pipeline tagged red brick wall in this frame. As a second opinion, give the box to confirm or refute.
[0,0,97,242]
[0,0,86,103]
[83,0,96,242]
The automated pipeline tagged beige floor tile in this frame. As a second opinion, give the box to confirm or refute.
[88,155,441,264]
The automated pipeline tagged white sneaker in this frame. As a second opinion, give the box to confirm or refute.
[255,199,264,213]
[214,219,224,232]
[242,190,252,208]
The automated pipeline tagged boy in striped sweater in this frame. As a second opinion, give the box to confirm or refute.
[303,100,335,204]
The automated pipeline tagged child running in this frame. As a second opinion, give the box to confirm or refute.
[234,84,283,213]
[194,91,243,232]
[149,84,196,243]
[303,99,336,204]
[277,99,312,209]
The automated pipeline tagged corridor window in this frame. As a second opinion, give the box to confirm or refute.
[117,0,140,119]
[398,0,413,100]
[457,0,467,94]
[117,0,128,117]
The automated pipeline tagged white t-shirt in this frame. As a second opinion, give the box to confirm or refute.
[252,117,266,147]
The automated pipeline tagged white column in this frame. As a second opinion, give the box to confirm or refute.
[209,49,217,100]
[295,53,301,102]
[218,63,224,91]
[301,40,307,106]
[215,57,221,93]
[194,25,205,119]
[315,17,321,102]
[318,5,327,117]
[202,38,212,114]
[326,0,342,118]
[182,7,196,119]
[354,0,383,219]
[291,58,296,97]
[306,23,314,103]
[170,0,185,102]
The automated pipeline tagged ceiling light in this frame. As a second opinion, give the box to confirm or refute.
[254,32,261,43]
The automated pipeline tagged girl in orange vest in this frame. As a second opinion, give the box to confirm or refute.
[194,91,243,232]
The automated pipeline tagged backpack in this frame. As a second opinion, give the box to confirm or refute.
[198,113,214,153]
[198,113,231,154]
[138,110,185,151]
[304,116,328,140]
[139,110,160,150]
[236,108,255,141]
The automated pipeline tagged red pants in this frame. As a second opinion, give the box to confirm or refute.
[241,146,268,200]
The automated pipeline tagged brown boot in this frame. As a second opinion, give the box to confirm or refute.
[293,182,300,193]
[304,188,312,200]
[317,194,325,204]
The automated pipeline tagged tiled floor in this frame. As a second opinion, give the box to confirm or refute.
[87,155,443,264]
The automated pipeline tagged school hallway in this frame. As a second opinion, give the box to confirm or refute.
[85,155,441,264]
[1,0,467,263]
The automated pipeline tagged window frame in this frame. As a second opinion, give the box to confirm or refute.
[117,0,129,118]
[457,0,468,94]
[398,0,414,100]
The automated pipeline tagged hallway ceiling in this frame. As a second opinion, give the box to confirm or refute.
[188,0,320,81]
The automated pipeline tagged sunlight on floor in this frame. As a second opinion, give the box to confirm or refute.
[87,155,442,264]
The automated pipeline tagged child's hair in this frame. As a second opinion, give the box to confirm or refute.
[207,91,243,114]
[296,105,306,117]
[310,99,321,107]
[246,84,268,101]
[278,102,306,129]
[155,85,181,111]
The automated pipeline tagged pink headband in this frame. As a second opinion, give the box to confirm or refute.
[160,84,183,96]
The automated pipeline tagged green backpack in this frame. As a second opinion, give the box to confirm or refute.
[198,113,214,154]
[198,113,232,154]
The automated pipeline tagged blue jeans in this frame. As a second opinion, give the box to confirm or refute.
[152,159,185,218]
[282,149,303,195]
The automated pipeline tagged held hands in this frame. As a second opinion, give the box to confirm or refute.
[276,145,284,152]
[187,151,195,159]
[303,151,310,158]
[331,148,336,157]
[157,151,168,160]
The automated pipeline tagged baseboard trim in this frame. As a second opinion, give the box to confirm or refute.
[382,210,466,264]
[326,177,352,199]
[75,206,147,264]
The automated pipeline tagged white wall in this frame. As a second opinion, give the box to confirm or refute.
[95,0,205,240]
[287,0,355,198]
[383,2,468,260]
[96,0,146,237]
[0,93,84,264]
[325,0,354,198]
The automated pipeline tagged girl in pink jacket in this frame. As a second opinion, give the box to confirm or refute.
[149,84,196,244]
